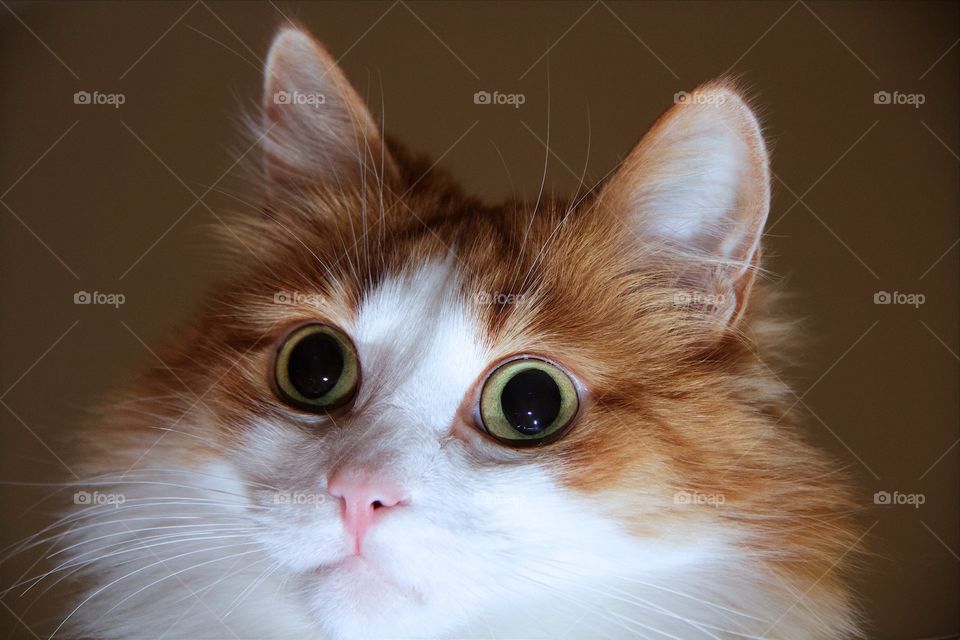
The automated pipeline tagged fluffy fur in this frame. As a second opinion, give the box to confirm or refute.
[11,26,863,639]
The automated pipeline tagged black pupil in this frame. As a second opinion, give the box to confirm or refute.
[500,368,562,435]
[287,332,344,399]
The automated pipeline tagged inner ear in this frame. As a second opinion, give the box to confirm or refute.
[597,80,770,326]
[261,27,397,191]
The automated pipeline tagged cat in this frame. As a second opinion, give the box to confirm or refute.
[24,25,863,640]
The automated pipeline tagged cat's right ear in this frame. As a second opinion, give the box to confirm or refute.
[261,27,397,191]
[596,80,770,328]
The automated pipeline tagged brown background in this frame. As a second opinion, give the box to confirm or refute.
[1,1,957,638]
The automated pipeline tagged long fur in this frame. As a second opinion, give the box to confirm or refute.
[4,26,864,640]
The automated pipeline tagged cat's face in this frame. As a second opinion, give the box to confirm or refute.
[228,258,688,639]
[176,27,793,639]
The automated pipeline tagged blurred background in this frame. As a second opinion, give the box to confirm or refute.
[1,1,957,637]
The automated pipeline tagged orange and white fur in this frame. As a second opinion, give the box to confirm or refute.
[43,26,861,640]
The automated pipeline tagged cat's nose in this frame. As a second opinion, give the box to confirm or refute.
[327,471,407,554]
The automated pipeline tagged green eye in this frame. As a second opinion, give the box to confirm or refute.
[479,358,579,445]
[273,324,359,412]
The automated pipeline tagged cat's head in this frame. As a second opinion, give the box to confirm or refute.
[162,26,847,639]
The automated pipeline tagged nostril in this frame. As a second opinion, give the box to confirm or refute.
[326,470,407,513]
[371,495,406,510]
[325,472,408,553]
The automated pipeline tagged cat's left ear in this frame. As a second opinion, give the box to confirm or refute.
[598,80,770,327]
[261,27,397,190]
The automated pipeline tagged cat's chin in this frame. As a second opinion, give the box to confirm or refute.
[312,554,423,603]
[302,555,451,640]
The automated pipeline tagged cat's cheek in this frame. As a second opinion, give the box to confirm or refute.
[258,527,342,573]
[246,493,348,572]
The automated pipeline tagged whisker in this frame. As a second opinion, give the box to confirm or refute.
[222,560,281,618]
[49,542,262,638]
[16,531,257,598]
[87,547,264,630]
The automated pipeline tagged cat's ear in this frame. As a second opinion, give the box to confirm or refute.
[598,80,770,327]
[261,27,396,190]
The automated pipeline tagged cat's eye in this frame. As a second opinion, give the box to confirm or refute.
[478,357,579,445]
[273,323,359,412]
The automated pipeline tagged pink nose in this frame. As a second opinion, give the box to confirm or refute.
[327,472,407,554]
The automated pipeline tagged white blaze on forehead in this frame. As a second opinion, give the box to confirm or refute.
[347,259,490,432]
